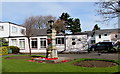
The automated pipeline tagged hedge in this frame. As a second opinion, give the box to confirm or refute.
[0,46,20,55]
[7,46,20,54]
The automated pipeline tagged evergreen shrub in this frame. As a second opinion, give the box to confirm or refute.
[7,46,20,54]
[0,46,8,55]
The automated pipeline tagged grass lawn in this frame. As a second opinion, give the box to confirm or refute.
[2,55,120,72]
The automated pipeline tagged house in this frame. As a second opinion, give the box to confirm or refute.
[85,29,120,47]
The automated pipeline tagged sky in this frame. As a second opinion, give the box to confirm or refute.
[1,0,118,31]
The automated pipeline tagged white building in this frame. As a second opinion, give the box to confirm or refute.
[0,22,26,41]
[0,22,119,53]
[0,22,88,53]
[86,29,120,47]
[8,33,88,53]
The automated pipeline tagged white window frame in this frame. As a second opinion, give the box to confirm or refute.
[11,39,17,46]
[56,37,64,45]
[19,39,25,49]
[12,26,17,33]
[40,38,46,48]
[31,38,37,49]
[21,29,25,35]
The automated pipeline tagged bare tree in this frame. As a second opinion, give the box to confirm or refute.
[23,15,56,55]
[23,16,37,55]
[54,20,66,33]
[95,0,120,26]
[33,15,56,29]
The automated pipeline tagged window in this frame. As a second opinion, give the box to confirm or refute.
[115,34,117,38]
[0,25,4,31]
[91,40,95,44]
[72,38,75,41]
[99,34,101,38]
[104,34,107,36]
[12,26,17,33]
[11,39,17,46]
[56,37,64,44]
[91,35,93,37]
[21,29,25,35]
[19,39,25,49]
[40,38,46,48]
[31,38,37,48]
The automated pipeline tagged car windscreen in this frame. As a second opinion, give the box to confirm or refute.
[96,43,111,46]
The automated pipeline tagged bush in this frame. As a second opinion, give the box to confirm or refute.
[0,46,8,55]
[7,46,20,54]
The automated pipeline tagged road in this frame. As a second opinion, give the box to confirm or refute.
[58,52,119,60]
[1,52,119,60]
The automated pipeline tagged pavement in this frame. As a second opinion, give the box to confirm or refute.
[1,52,120,60]
[58,52,119,60]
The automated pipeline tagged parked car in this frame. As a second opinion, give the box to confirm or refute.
[113,43,120,51]
[88,42,115,52]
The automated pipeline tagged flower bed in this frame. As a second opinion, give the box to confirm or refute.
[27,57,70,63]
[73,59,119,68]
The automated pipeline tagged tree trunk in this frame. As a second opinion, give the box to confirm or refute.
[27,37,31,55]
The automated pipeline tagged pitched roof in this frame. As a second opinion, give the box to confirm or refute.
[0,21,25,27]
[95,28,120,34]
[84,31,94,35]
[31,28,120,36]
[32,29,47,36]
[84,28,120,35]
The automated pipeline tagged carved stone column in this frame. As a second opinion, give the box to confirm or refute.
[46,20,58,58]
